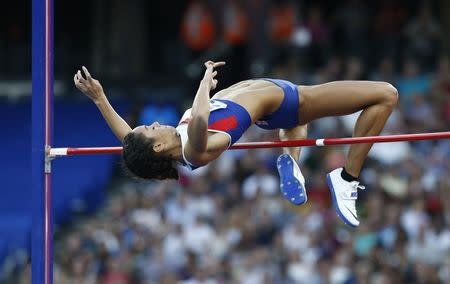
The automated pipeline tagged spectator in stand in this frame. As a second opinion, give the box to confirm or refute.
[334,0,370,57]
[404,3,442,70]
[396,58,432,106]
[372,0,408,61]
[304,5,331,68]
[269,0,297,44]
[180,0,216,54]
[221,0,249,86]
[370,57,397,84]
[268,0,298,64]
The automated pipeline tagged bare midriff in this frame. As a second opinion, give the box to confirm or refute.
[211,79,290,123]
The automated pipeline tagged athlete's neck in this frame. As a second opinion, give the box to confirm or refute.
[165,135,183,162]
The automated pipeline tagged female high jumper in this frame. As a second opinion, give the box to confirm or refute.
[74,61,398,227]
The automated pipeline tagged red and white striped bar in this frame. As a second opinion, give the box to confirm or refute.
[49,131,450,156]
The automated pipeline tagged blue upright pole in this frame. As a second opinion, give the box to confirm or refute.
[32,0,53,282]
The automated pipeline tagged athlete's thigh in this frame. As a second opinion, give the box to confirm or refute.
[299,81,393,124]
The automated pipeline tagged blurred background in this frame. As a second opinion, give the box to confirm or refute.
[1,0,450,283]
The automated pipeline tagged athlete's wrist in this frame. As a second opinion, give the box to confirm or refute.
[199,79,211,88]
[93,93,107,105]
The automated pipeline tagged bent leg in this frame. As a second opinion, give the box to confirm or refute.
[299,81,398,177]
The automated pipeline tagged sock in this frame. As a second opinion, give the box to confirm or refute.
[341,167,358,182]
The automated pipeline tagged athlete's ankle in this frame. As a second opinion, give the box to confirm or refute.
[284,152,299,163]
[341,167,358,182]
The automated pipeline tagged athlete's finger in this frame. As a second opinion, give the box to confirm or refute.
[211,79,218,89]
[82,66,92,80]
[74,75,83,90]
[75,72,82,83]
[74,76,86,92]
[77,70,86,82]
[204,61,213,68]
[213,61,225,67]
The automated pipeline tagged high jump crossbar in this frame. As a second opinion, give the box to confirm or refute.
[49,131,450,156]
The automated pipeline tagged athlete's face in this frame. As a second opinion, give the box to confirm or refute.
[132,122,178,153]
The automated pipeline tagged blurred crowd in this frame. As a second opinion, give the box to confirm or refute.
[23,38,450,284]
[5,0,450,283]
[176,0,445,89]
[48,60,450,284]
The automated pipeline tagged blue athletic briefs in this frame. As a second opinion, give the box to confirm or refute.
[255,78,300,130]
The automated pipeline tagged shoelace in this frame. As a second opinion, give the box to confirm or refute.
[350,182,365,191]
[347,182,365,213]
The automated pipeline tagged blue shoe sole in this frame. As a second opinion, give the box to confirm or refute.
[326,173,358,228]
[277,154,307,205]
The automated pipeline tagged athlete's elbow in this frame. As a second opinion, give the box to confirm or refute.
[190,136,208,153]
[192,141,207,153]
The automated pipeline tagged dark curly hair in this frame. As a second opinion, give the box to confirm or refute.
[122,132,179,180]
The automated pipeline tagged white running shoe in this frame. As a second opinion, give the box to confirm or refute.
[326,168,365,227]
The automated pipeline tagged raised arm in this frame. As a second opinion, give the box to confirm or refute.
[187,61,225,152]
[74,66,132,142]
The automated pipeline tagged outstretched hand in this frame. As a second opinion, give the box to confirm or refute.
[74,66,105,102]
[202,60,225,90]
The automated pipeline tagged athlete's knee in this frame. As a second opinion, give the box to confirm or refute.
[279,129,289,140]
[378,82,398,108]
[279,124,308,140]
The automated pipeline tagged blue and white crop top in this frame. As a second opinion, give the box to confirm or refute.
[176,99,252,170]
